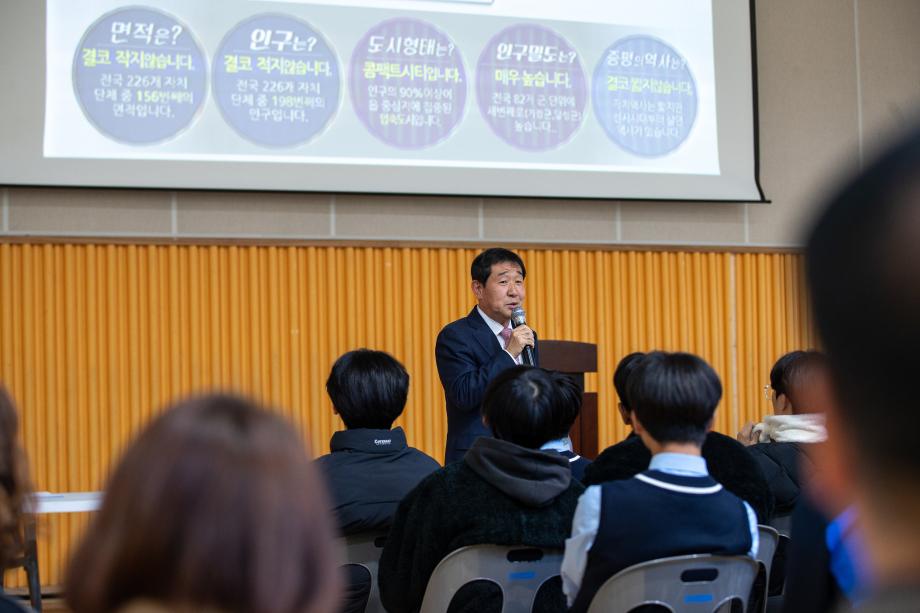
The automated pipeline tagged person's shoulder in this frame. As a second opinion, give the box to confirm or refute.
[404,446,442,470]
[313,451,334,469]
[583,435,649,485]
[704,432,760,465]
[412,462,463,492]
[439,308,475,329]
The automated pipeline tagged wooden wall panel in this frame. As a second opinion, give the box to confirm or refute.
[0,243,814,588]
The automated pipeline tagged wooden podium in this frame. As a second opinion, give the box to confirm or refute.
[539,340,599,459]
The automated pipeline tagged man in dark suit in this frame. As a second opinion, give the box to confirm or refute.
[435,248,536,464]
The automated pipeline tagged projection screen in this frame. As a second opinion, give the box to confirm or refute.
[0,0,765,201]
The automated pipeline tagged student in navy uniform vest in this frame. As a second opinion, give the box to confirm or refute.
[562,352,759,613]
[584,351,775,522]
[435,248,537,464]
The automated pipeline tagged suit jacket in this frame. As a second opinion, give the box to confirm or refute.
[435,307,538,464]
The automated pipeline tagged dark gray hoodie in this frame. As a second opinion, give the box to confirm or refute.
[464,436,572,507]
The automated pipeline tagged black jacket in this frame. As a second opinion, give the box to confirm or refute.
[583,431,775,522]
[747,441,813,516]
[315,427,439,535]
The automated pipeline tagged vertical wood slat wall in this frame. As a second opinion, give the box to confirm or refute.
[0,243,815,588]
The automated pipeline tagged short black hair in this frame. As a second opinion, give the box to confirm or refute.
[613,352,646,410]
[471,248,526,285]
[627,351,722,446]
[481,366,582,449]
[325,349,409,430]
[769,351,806,397]
[807,126,920,481]
[769,350,827,402]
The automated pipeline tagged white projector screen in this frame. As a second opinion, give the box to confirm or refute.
[0,0,765,201]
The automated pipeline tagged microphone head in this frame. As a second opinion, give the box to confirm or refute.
[511,306,527,327]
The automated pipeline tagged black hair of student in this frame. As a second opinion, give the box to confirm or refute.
[769,351,806,397]
[482,366,582,449]
[470,248,526,285]
[769,350,827,399]
[613,352,646,410]
[806,126,920,481]
[325,349,409,430]
[627,351,721,446]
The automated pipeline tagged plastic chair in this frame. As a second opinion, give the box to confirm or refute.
[752,525,780,613]
[342,532,387,613]
[419,544,563,613]
[768,514,792,537]
[585,554,760,613]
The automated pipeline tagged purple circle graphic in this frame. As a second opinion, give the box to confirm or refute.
[73,7,207,145]
[350,18,467,149]
[476,24,587,151]
[592,36,697,157]
[213,15,340,147]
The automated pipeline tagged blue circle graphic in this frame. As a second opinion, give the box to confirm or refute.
[213,14,340,148]
[73,7,207,145]
[592,36,697,157]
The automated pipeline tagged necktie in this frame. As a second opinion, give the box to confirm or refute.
[500,326,512,347]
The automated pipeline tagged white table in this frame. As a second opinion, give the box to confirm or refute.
[32,491,102,514]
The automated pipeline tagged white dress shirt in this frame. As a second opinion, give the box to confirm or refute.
[560,452,760,606]
[476,306,522,365]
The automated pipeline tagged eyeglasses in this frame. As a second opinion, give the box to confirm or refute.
[763,384,773,401]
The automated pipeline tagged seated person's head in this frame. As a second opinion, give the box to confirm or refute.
[482,366,581,449]
[66,394,340,613]
[0,388,31,569]
[326,349,409,430]
[768,350,831,415]
[613,352,645,427]
[807,127,920,580]
[627,351,721,452]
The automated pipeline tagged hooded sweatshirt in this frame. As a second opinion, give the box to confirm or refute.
[463,437,572,506]
[379,436,584,613]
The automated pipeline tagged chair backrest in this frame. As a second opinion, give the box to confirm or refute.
[419,545,563,613]
[585,554,760,613]
[343,532,388,613]
[756,525,779,576]
[752,526,780,613]
[768,513,792,537]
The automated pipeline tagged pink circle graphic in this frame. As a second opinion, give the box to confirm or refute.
[350,18,467,149]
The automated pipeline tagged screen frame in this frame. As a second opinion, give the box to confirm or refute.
[0,0,767,203]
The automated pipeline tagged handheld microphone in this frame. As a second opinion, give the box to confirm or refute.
[510,306,535,366]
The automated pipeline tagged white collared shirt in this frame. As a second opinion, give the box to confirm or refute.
[560,452,759,606]
[540,437,584,464]
[476,306,522,365]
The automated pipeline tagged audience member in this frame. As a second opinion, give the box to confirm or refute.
[583,354,775,522]
[0,388,34,613]
[804,127,920,611]
[533,369,591,480]
[562,352,759,613]
[65,394,340,613]
[737,350,829,516]
[317,349,440,613]
[378,366,585,613]
[316,349,439,535]
[612,351,646,432]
